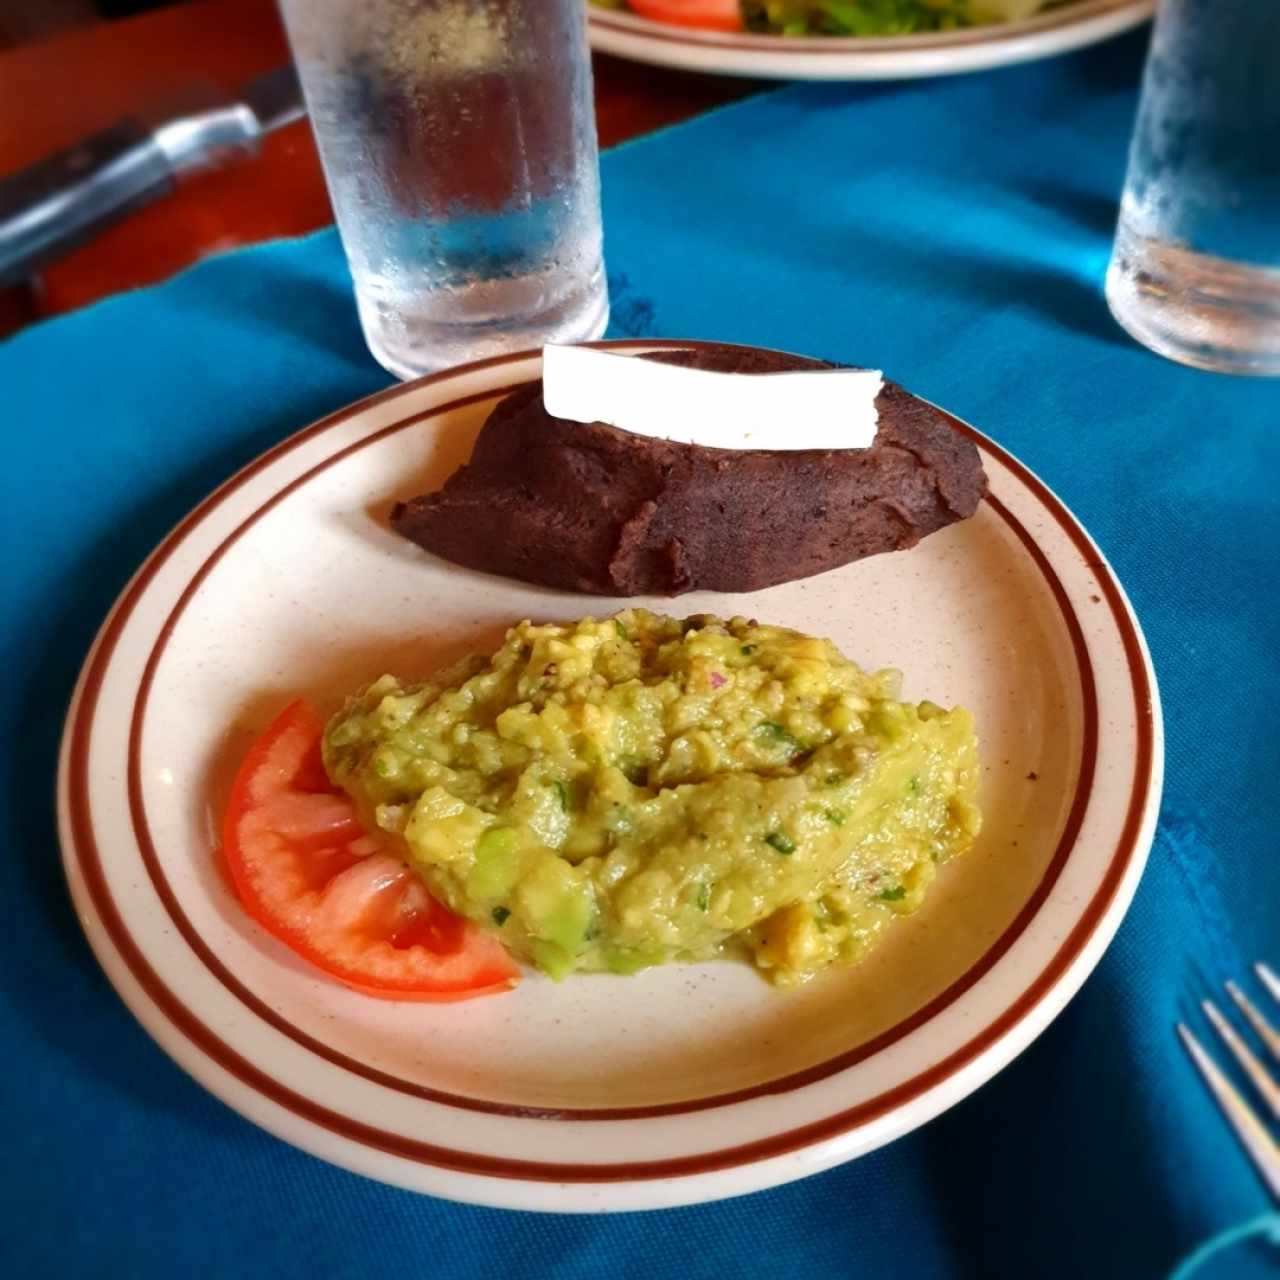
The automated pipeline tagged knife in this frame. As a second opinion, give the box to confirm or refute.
[0,64,305,287]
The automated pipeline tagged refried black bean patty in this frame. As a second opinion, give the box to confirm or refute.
[391,345,988,596]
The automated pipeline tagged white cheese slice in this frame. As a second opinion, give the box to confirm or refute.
[541,344,881,451]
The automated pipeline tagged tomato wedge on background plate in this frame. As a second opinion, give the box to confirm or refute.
[222,700,519,1001]
[626,0,744,32]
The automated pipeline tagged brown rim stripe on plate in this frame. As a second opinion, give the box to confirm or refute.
[119,400,1095,1122]
[66,341,1154,1181]
[588,0,1147,54]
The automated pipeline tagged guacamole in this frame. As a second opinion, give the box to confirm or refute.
[323,610,981,985]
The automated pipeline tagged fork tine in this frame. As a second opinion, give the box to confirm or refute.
[1177,1023,1280,1202]
[1202,1000,1280,1119]
[1258,962,1280,1005]
[1226,980,1280,1064]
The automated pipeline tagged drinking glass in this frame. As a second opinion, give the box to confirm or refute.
[1105,0,1280,375]
[279,0,609,379]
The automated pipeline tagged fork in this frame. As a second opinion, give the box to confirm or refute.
[1177,961,1280,1202]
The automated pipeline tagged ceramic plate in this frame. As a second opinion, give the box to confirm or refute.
[587,1,1152,79]
[58,340,1161,1211]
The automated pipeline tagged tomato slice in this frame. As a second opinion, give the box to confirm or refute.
[222,701,519,1001]
[627,0,744,32]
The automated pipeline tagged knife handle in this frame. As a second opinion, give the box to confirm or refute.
[0,120,174,287]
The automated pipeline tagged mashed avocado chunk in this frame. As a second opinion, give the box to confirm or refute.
[323,610,981,985]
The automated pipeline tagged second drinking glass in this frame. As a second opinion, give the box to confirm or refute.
[1106,0,1280,376]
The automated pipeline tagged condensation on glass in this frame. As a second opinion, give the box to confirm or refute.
[280,0,609,378]
[1106,0,1280,376]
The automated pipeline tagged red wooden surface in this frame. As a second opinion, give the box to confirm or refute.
[0,0,757,334]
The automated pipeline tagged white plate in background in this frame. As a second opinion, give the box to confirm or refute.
[587,1,1153,80]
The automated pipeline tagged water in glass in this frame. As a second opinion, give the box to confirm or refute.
[1106,0,1280,375]
[280,0,609,378]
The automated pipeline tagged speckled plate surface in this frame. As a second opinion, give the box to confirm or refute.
[587,1,1153,81]
[57,340,1161,1211]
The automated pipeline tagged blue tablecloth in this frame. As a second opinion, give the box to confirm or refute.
[4,29,1279,1280]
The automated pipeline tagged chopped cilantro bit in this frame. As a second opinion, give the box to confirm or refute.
[553,780,570,811]
[823,809,847,826]
[878,885,906,902]
[740,644,757,656]
[695,883,710,911]
[765,831,796,855]
[614,619,629,640]
[757,721,802,754]
[907,775,921,794]
[491,906,511,925]
[825,771,847,787]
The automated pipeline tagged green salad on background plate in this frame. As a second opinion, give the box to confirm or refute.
[589,0,1047,37]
